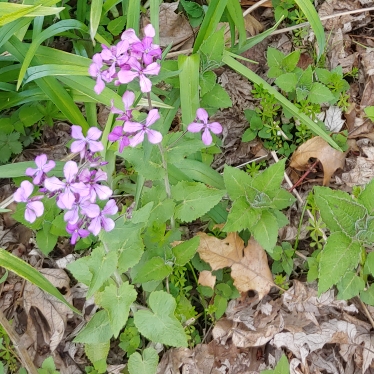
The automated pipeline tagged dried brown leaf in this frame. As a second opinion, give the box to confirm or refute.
[290,136,347,185]
[197,234,273,300]
[198,270,216,289]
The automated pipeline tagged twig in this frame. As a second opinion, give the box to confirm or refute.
[289,158,319,192]
[0,311,39,374]
[270,151,327,241]
[243,0,272,18]
[356,296,374,330]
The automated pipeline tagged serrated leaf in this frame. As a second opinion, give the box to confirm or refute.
[132,257,172,283]
[134,291,188,347]
[87,246,118,298]
[223,165,254,200]
[224,197,261,232]
[318,232,362,294]
[200,83,232,109]
[275,73,297,93]
[364,251,374,276]
[67,256,92,285]
[85,342,110,374]
[297,65,313,89]
[251,210,278,251]
[336,271,364,300]
[74,310,113,344]
[308,82,335,104]
[199,27,225,65]
[270,189,296,209]
[314,187,367,237]
[282,50,300,72]
[358,179,374,215]
[131,202,154,224]
[172,181,225,223]
[128,347,158,374]
[360,285,374,306]
[266,47,285,70]
[199,70,217,96]
[165,132,205,162]
[50,214,67,236]
[95,282,137,338]
[172,236,200,266]
[36,224,58,255]
[251,158,286,194]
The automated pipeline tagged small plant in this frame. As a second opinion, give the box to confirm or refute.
[0,324,19,373]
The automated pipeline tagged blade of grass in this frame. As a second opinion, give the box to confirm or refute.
[193,0,228,53]
[178,54,200,127]
[226,0,246,48]
[222,51,340,150]
[0,249,81,315]
[126,0,140,34]
[150,0,161,44]
[90,0,103,43]
[294,0,325,59]
[0,18,32,49]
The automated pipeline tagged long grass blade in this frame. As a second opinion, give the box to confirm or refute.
[90,0,103,43]
[126,0,140,34]
[226,0,246,48]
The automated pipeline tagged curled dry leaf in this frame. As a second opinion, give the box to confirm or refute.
[196,233,273,300]
[23,268,73,354]
[198,270,216,290]
[290,136,347,185]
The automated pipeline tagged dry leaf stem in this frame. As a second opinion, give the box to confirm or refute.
[289,158,320,192]
[0,310,39,374]
[356,297,374,330]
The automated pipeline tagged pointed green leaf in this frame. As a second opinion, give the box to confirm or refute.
[252,210,278,251]
[336,271,365,300]
[308,82,335,104]
[74,310,113,343]
[132,257,172,283]
[128,348,158,374]
[275,73,297,93]
[173,236,200,266]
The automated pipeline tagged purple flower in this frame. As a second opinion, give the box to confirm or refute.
[121,28,141,45]
[64,196,100,225]
[14,181,44,223]
[70,126,104,158]
[66,220,90,245]
[123,109,162,147]
[187,108,223,146]
[108,126,130,153]
[25,154,56,185]
[131,24,162,65]
[89,54,107,95]
[88,199,118,236]
[44,161,89,210]
[117,57,160,93]
[111,90,135,121]
[79,169,112,203]
[100,40,130,68]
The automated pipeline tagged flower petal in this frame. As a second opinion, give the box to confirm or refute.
[20,181,34,198]
[122,90,135,110]
[35,154,47,169]
[143,62,160,76]
[208,122,223,134]
[146,129,162,144]
[70,139,86,154]
[145,109,160,127]
[94,76,106,94]
[88,140,104,153]
[71,125,84,140]
[187,122,204,133]
[139,74,152,93]
[129,131,145,147]
[25,206,37,223]
[123,121,143,133]
[88,217,102,236]
[201,128,213,146]
[64,161,78,183]
[103,199,118,215]
[101,217,115,232]
[44,177,65,192]
[87,127,102,140]
[196,108,209,124]
[43,160,56,173]
[117,69,139,84]
[144,24,155,37]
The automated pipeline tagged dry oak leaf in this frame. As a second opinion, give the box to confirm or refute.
[198,270,216,290]
[196,233,273,300]
[290,136,347,185]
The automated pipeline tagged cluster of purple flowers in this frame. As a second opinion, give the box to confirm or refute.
[89,24,161,95]
[14,126,117,245]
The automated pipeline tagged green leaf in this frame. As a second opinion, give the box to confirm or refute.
[224,197,261,232]
[226,0,246,48]
[67,256,92,286]
[365,252,374,276]
[358,178,374,215]
[107,15,126,36]
[85,342,110,374]
[318,232,362,294]
[74,310,113,343]
[360,285,374,306]
[251,210,279,251]
[282,50,300,72]
[214,294,228,319]
[271,189,296,210]
[364,106,374,122]
[199,71,217,96]
[275,73,297,93]
[308,82,335,104]
[223,165,253,200]
[0,160,65,178]
[50,214,68,236]
[19,104,43,127]
[87,246,118,298]
[261,354,289,374]
[266,47,285,70]
[131,202,154,224]
[242,128,257,142]
[36,225,58,255]
[336,271,364,300]
[297,65,313,89]
[200,83,232,109]
[90,0,103,42]
[95,282,137,338]
[199,26,225,66]
[132,257,173,283]
[164,132,205,162]
[172,236,200,266]
[134,291,188,347]
[171,181,226,222]
[0,248,80,314]
[314,186,367,237]
[128,347,158,374]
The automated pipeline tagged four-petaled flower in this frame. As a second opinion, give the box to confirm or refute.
[88,199,118,235]
[26,154,55,185]
[108,126,130,153]
[79,169,113,203]
[44,161,89,210]
[187,108,222,146]
[88,54,107,95]
[131,24,162,65]
[111,91,135,121]
[71,125,104,158]
[66,220,90,245]
[14,181,44,223]
[124,109,162,147]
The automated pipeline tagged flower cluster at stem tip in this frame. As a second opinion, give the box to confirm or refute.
[14,126,117,245]
[89,24,223,149]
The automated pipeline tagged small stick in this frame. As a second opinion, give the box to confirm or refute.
[289,158,319,192]
[356,296,374,330]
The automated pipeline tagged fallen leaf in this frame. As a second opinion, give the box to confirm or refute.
[290,136,347,185]
[198,270,216,289]
[244,13,263,36]
[323,106,345,132]
[197,234,273,300]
